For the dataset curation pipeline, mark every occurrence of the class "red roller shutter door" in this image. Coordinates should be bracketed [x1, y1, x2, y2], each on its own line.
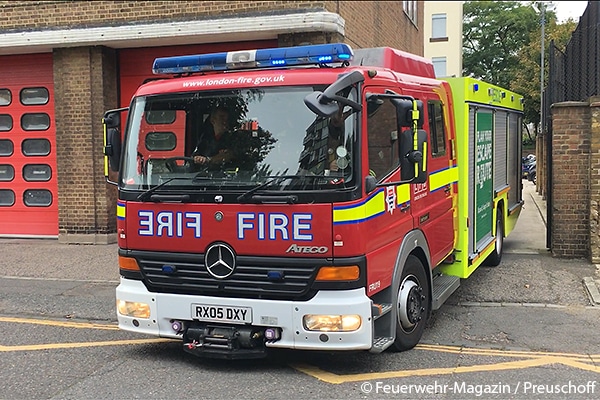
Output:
[0, 53, 58, 237]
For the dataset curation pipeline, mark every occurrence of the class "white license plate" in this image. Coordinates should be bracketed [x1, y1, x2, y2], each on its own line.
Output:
[191, 304, 252, 324]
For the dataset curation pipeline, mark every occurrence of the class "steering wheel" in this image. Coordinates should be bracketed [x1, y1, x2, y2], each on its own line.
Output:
[165, 157, 196, 173]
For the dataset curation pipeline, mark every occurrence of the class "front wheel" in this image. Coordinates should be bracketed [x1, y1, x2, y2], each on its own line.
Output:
[391, 255, 430, 351]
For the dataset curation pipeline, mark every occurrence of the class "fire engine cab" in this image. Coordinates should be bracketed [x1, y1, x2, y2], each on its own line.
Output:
[103, 43, 523, 359]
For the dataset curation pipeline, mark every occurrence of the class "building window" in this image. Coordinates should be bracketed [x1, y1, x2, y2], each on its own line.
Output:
[0, 114, 13, 131]
[23, 189, 53, 207]
[0, 165, 14, 181]
[21, 113, 50, 131]
[23, 164, 52, 182]
[431, 13, 447, 40]
[22, 138, 51, 156]
[403, 1, 418, 25]
[432, 57, 447, 78]
[20, 87, 49, 106]
[0, 139, 13, 156]
[0, 189, 15, 206]
[0, 89, 11, 106]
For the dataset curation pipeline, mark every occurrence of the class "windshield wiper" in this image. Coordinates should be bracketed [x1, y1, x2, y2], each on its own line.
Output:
[137, 178, 187, 201]
[236, 175, 324, 203]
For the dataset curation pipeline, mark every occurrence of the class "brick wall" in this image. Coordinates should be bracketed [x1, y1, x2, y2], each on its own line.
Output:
[0, 1, 328, 29]
[53, 46, 119, 243]
[549, 102, 591, 258]
[334, 1, 424, 55]
[588, 99, 600, 262]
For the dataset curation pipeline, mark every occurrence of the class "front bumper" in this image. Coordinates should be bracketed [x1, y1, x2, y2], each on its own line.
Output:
[116, 277, 373, 351]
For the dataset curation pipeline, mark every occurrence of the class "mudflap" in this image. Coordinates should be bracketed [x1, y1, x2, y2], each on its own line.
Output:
[182, 322, 270, 359]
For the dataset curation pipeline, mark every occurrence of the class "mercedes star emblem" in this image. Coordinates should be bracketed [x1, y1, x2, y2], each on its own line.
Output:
[204, 243, 236, 279]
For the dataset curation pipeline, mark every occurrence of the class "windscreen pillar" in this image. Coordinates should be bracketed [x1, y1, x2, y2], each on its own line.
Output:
[53, 46, 119, 244]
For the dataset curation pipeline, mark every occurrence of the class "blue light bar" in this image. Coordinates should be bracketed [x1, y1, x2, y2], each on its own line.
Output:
[152, 43, 354, 75]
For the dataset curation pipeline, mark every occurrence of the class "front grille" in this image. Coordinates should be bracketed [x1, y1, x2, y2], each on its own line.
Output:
[131, 250, 321, 301]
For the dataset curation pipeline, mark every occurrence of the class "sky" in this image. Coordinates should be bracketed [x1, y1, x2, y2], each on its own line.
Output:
[553, 1, 589, 22]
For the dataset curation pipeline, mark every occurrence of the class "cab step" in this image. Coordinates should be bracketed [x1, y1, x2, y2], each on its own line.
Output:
[432, 274, 460, 310]
[371, 303, 392, 320]
[371, 336, 395, 353]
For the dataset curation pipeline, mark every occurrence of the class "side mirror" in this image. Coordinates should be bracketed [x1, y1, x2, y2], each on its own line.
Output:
[391, 98, 424, 128]
[304, 70, 364, 117]
[399, 129, 427, 183]
[103, 110, 123, 173]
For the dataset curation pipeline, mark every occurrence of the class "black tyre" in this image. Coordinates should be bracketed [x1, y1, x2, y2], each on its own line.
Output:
[391, 255, 430, 351]
[530, 171, 537, 185]
[484, 208, 504, 267]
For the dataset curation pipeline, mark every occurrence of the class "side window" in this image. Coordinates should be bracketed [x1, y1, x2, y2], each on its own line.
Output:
[428, 100, 446, 158]
[367, 98, 399, 179]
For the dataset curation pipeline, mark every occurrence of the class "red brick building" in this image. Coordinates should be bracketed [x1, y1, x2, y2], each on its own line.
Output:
[0, 0, 423, 243]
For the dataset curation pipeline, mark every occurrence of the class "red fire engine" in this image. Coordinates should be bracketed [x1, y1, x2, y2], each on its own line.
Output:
[103, 43, 523, 359]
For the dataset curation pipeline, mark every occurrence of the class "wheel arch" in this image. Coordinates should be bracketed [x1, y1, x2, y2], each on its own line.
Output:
[391, 229, 433, 325]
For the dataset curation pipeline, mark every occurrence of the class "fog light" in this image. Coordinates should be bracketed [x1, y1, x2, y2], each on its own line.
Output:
[265, 327, 281, 341]
[303, 314, 361, 332]
[117, 299, 151, 318]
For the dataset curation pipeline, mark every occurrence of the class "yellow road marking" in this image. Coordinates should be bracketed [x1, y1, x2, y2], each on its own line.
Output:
[292, 357, 557, 384]
[291, 344, 600, 384]
[1, 316, 598, 381]
[0, 338, 174, 352]
[416, 343, 597, 362]
[0, 316, 117, 330]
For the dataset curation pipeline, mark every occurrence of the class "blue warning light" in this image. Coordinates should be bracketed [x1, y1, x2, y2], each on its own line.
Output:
[152, 43, 354, 75]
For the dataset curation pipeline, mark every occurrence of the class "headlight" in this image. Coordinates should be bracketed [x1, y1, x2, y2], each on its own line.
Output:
[303, 314, 362, 332]
[117, 299, 151, 318]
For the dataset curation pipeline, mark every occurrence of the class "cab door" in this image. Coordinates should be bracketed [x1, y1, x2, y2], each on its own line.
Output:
[407, 92, 455, 267]
[362, 86, 415, 294]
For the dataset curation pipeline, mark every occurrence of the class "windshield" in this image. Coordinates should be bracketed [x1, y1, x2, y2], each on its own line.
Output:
[120, 86, 357, 194]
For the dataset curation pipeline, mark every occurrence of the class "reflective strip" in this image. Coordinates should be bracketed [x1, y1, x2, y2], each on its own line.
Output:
[333, 184, 411, 225]
[117, 202, 126, 220]
[429, 165, 458, 191]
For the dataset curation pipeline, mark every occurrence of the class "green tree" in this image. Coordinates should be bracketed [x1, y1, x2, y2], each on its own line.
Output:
[463, 1, 541, 89]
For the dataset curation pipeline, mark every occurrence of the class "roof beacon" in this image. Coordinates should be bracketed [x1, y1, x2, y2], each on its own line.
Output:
[152, 43, 354, 75]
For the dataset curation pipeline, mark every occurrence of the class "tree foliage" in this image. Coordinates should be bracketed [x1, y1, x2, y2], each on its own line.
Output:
[463, 1, 578, 129]
[512, 16, 577, 129]
[463, 1, 540, 89]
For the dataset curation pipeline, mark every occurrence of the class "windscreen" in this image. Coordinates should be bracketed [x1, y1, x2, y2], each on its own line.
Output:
[120, 86, 357, 194]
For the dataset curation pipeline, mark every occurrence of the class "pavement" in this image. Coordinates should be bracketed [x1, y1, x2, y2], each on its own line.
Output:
[0, 179, 599, 308]
[447, 179, 600, 308]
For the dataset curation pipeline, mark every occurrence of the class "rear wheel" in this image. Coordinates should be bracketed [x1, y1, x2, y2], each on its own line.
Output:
[391, 255, 430, 351]
[484, 208, 504, 266]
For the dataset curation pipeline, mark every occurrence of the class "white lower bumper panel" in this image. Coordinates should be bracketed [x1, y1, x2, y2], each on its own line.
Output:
[116, 278, 373, 350]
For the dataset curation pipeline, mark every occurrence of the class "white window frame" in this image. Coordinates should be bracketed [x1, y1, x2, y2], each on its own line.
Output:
[432, 56, 447, 78]
[403, 1, 418, 25]
[432, 13, 447, 39]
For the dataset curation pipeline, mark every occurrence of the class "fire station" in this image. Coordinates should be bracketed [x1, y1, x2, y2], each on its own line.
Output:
[0, 1, 422, 243]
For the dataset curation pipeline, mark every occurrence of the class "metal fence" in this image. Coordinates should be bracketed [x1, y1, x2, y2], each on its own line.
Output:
[543, 1, 597, 249]
[545, 1, 599, 128]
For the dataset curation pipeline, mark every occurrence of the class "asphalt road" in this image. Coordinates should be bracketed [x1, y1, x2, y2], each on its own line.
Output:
[0, 179, 598, 399]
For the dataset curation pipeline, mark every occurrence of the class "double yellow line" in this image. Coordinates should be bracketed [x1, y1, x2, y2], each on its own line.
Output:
[0, 316, 172, 352]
